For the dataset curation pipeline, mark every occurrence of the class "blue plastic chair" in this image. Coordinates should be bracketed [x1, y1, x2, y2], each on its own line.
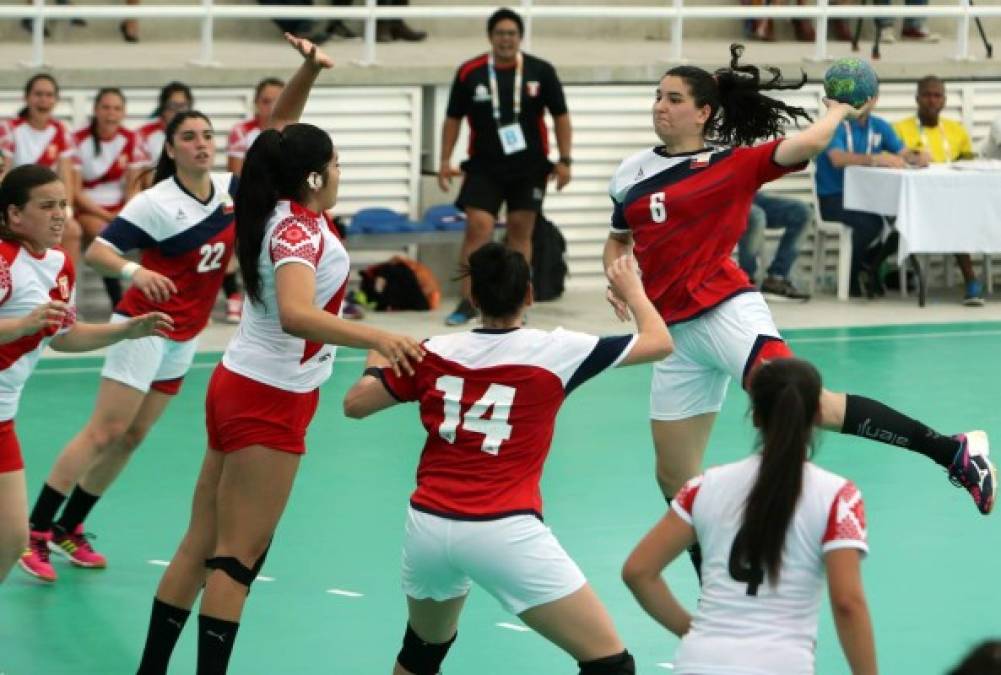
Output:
[349, 207, 418, 234]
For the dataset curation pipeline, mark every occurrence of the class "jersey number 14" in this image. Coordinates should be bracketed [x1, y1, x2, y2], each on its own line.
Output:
[435, 375, 515, 455]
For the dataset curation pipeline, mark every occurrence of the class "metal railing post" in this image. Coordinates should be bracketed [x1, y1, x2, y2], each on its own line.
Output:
[522, 0, 533, 52]
[955, 0, 972, 60]
[360, 0, 377, 66]
[670, 0, 683, 62]
[192, 0, 218, 66]
[30, 0, 46, 68]
[813, 0, 830, 61]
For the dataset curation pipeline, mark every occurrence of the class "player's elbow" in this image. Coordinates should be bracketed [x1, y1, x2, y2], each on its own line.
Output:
[830, 588, 869, 621]
[278, 305, 311, 339]
[621, 554, 656, 591]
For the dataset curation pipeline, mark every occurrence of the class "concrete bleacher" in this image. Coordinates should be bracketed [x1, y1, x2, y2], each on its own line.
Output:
[1, 1, 1000, 306]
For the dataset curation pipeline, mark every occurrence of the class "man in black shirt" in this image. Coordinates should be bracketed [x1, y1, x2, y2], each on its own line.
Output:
[438, 7, 572, 325]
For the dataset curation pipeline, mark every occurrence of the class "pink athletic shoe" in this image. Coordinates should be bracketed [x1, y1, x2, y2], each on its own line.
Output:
[51, 524, 107, 568]
[18, 530, 57, 582]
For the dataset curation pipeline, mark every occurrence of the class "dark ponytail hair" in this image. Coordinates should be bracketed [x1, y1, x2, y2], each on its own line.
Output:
[0, 164, 61, 240]
[665, 44, 812, 147]
[463, 242, 531, 319]
[733, 358, 821, 587]
[19, 73, 59, 119]
[235, 123, 334, 305]
[88, 87, 126, 158]
[153, 81, 194, 119]
[148, 110, 213, 185]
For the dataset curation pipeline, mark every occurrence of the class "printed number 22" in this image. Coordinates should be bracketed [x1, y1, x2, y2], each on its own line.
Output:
[649, 192, 667, 223]
[435, 375, 515, 455]
[197, 242, 226, 273]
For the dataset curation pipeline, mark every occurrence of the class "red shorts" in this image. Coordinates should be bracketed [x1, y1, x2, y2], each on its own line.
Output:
[205, 364, 319, 455]
[0, 419, 24, 474]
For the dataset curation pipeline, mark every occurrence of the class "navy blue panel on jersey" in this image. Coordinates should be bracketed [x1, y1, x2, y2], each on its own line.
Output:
[228, 173, 240, 198]
[566, 334, 634, 395]
[100, 217, 158, 253]
[158, 208, 235, 257]
[622, 148, 734, 210]
[611, 199, 628, 231]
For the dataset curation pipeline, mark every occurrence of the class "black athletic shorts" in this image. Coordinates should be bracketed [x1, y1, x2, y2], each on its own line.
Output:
[455, 170, 548, 217]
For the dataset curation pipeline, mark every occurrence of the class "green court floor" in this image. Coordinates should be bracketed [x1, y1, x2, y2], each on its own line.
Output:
[2, 322, 1000, 674]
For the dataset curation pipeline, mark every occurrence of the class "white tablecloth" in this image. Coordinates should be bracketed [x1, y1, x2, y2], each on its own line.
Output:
[843, 164, 1001, 261]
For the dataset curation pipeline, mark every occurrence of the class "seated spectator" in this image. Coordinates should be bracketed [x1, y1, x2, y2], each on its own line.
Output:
[874, 0, 940, 43]
[738, 192, 812, 301]
[137, 81, 192, 187]
[981, 114, 1001, 160]
[741, 1, 814, 43]
[894, 75, 983, 306]
[121, 0, 140, 43]
[72, 87, 146, 308]
[948, 640, 1001, 675]
[813, 98, 927, 298]
[377, 0, 427, 42]
[0, 74, 82, 270]
[257, 0, 330, 44]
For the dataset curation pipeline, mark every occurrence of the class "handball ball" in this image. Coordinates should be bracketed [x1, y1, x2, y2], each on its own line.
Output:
[823, 57, 879, 108]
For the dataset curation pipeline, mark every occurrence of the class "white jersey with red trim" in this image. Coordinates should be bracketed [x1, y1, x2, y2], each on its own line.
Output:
[379, 328, 636, 519]
[671, 455, 868, 675]
[0, 240, 76, 420]
[72, 126, 148, 209]
[226, 118, 262, 160]
[222, 200, 349, 393]
[136, 119, 165, 168]
[0, 117, 76, 169]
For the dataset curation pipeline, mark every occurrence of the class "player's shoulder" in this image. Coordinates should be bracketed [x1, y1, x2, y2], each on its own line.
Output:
[610, 147, 661, 198]
[803, 462, 857, 506]
[72, 126, 91, 143]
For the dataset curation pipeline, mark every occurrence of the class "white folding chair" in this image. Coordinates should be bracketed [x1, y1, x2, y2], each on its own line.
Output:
[809, 174, 853, 301]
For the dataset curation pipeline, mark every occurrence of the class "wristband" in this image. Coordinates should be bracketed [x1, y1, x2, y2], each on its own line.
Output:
[557, 157, 572, 167]
[120, 261, 141, 280]
[363, 366, 383, 378]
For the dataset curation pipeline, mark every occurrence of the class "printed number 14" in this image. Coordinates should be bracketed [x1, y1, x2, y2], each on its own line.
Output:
[436, 375, 515, 455]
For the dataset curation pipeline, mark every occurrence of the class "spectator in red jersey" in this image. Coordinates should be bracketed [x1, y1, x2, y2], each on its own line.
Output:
[602, 44, 995, 581]
[135, 35, 422, 675]
[0, 74, 83, 271]
[0, 164, 169, 584]
[73, 87, 148, 308]
[343, 244, 672, 675]
[19, 110, 238, 585]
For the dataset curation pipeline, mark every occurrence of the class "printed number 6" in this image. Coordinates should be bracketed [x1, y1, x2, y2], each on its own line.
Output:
[649, 192, 666, 223]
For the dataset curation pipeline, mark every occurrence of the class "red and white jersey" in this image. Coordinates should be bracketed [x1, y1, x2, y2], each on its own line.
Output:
[72, 126, 148, 209]
[0, 117, 76, 169]
[223, 200, 349, 393]
[380, 328, 636, 520]
[0, 240, 76, 420]
[226, 118, 263, 160]
[136, 119, 166, 168]
[671, 455, 868, 675]
[609, 139, 803, 325]
[96, 172, 237, 341]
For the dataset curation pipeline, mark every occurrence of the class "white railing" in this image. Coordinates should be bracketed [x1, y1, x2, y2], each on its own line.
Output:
[3, 1, 1000, 69]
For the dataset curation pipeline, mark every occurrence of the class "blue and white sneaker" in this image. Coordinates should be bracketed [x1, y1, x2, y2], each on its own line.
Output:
[445, 298, 478, 327]
[949, 431, 996, 515]
[963, 280, 985, 307]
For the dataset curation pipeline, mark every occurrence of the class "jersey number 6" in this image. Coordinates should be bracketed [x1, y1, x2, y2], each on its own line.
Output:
[649, 192, 667, 223]
[435, 375, 515, 455]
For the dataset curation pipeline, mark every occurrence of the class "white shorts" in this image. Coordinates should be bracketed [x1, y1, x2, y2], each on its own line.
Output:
[650, 292, 790, 421]
[101, 314, 198, 395]
[401, 507, 587, 616]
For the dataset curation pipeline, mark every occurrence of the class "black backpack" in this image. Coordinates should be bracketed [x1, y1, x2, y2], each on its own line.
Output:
[531, 213, 568, 302]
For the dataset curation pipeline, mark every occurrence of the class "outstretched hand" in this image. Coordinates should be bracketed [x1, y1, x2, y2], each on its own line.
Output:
[284, 32, 335, 69]
[124, 312, 174, 339]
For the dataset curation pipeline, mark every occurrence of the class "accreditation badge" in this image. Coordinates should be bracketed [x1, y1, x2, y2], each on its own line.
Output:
[498, 123, 527, 155]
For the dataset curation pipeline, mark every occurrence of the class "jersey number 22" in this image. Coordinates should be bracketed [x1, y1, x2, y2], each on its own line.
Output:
[435, 375, 515, 455]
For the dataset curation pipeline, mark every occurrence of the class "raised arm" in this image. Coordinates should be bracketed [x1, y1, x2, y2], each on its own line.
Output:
[605, 254, 672, 366]
[826, 549, 878, 675]
[774, 99, 872, 168]
[268, 34, 335, 132]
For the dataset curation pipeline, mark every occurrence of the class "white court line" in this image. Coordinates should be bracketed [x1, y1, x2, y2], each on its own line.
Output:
[656, 663, 675, 670]
[326, 588, 365, 598]
[787, 329, 1001, 344]
[35, 355, 366, 376]
[495, 622, 532, 632]
[146, 559, 274, 582]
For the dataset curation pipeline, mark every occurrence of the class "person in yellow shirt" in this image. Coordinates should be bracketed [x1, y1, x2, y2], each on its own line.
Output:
[894, 76, 983, 306]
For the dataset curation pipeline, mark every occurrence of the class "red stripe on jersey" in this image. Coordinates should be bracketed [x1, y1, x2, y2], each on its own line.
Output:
[537, 113, 549, 157]
[822, 481, 867, 544]
[406, 351, 568, 519]
[301, 277, 346, 365]
[674, 475, 703, 517]
[458, 54, 489, 83]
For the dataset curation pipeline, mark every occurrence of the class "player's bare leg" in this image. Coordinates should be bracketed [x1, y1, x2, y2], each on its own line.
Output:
[504, 209, 536, 264]
[392, 595, 467, 675]
[0, 470, 28, 582]
[651, 413, 716, 499]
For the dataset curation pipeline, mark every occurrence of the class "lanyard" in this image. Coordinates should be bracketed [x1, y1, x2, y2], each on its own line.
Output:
[487, 52, 522, 123]
[919, 124, 952, 162]
[843, 121, 874, 155]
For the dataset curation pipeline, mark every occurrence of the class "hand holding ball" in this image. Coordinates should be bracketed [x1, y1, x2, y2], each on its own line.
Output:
[824, 57, 879, 109]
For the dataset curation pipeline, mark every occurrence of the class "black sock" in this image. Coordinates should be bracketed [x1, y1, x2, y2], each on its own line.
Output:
[55, 485, 100, 534]
[103, 277, 123, 307]
[29, 483, 67, 532]
[842, 394, 960, 468]
[665, 494, 703, 582]
[137, 597, 192, 675]
[196, 614, 240, 675]
[222, 273, 240, 298]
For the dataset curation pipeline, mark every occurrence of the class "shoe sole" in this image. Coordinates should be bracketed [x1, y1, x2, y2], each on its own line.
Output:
[48, 542, 107, 568]
[17, 558, 56, 582]
[963, 299, 985, 307]
[965, 430, 996, 515]
[761, 292, 809, 303]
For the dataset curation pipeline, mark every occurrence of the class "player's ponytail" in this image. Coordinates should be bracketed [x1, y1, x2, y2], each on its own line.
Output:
[666, 44, 812, 147]
[0, 164, 61, 241]
[464, 242, 531, 319]
[235, 123, 334, 306]
[734, 358, 821, 587]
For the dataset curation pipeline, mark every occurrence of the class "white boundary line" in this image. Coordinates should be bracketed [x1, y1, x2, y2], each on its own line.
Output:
[326, 588, 365, 598]
[495, 622, 532, 632]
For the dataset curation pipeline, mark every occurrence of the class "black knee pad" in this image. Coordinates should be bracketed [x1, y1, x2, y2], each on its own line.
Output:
[579, 650, 636, 675]
[396, 624, 456, 675]
[205, 556, 256, 588]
